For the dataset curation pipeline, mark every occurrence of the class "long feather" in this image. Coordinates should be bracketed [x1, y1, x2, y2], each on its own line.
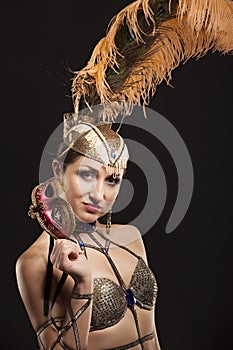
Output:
[71, 0, 233, 119]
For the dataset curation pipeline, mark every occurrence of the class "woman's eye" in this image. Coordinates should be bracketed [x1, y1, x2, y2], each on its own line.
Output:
[78, 170, 95, 181]
[106, 176, 121, 186]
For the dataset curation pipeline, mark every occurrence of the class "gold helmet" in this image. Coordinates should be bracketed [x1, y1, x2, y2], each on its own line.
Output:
[61, 112, 129, 177]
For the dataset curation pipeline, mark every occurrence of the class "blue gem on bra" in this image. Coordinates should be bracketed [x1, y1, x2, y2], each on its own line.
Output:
[125, 288, 136, 306]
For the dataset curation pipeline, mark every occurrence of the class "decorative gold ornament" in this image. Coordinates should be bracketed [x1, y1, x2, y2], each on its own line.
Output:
[61, 113, 129, 177]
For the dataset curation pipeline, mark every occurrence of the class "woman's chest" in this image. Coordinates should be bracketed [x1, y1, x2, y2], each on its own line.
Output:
[52, 246, 157, 329]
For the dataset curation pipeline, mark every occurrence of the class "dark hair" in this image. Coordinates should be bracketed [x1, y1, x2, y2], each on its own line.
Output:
[56, 142, 82, 172]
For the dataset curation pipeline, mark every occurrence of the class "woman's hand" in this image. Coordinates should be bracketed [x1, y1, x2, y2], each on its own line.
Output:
[50, 239, 92, 282]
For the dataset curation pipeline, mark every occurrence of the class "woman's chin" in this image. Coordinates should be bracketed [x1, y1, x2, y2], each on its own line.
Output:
[74, 211, 102, 223]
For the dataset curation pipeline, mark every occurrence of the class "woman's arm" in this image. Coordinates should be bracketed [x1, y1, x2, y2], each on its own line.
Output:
[56, 275, 93, 349]
[49, 239, 93, 349]
[16, 239, 93, 350]
[153, 325, 161, 350]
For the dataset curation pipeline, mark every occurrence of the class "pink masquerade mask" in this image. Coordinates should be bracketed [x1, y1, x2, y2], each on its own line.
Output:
[28, 177, 76, 240]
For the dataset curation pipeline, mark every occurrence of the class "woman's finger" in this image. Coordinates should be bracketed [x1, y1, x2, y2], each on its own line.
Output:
[50, 239, 85, 270]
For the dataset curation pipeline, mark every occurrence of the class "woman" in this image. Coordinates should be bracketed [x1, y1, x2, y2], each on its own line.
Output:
[16, 119, 160, 349]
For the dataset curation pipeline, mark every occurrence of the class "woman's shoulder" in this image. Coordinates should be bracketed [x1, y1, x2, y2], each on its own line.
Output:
[16, 231, 49, 277]
[15, 232, 51, 331]
[106, 224, 147, 258]
[115, 224, 148, 261]
[111, 224, 142, 239]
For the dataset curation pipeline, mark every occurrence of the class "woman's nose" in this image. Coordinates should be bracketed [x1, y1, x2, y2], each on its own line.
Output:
[89, 180, 104, 204]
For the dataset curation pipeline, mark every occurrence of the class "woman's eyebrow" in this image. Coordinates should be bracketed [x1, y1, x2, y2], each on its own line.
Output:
[79, 165, 98, 172]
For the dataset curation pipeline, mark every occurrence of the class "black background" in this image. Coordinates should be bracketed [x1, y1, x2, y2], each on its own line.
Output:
[2, 1, 233, 349]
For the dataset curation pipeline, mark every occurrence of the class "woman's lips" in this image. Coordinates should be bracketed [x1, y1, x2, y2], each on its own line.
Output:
[83, 203, 101, 213]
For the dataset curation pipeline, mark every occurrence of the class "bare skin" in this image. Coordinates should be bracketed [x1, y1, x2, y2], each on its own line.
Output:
[16, 156, 161, 349]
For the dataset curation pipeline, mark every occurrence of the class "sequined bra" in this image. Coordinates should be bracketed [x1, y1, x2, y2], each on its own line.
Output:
[91, 255, 157, 331]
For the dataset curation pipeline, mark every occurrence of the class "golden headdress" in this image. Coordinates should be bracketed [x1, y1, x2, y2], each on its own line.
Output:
[61, 112, 128, 177]
[71, 0, 233, 119]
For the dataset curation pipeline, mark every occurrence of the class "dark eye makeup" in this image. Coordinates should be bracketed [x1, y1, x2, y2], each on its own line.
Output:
[106, 175, 121, 186]
[78, 170, 96, 180]
[77, 169, 121, 186]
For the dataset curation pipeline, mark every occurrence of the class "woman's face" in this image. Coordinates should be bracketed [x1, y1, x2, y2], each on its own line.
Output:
[61, 156, 124, 222]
